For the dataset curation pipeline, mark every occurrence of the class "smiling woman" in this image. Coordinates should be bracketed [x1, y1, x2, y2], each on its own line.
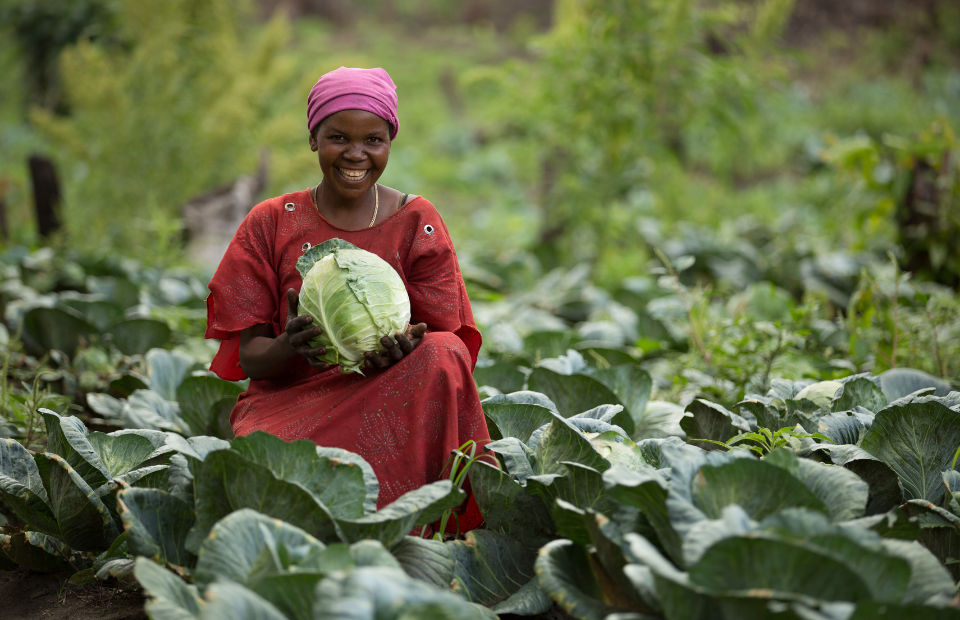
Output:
[204, 67, 491, 529]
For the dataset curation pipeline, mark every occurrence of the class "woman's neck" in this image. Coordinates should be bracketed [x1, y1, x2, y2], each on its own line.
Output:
[313, 180, 378, 230]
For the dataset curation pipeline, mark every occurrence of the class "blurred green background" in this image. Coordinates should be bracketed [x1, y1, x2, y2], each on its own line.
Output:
[0, 0, 956, 272]
[1, 0, 959, 389]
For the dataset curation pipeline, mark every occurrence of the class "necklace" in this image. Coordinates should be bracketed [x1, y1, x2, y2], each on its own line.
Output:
[313, 179, 379, 228]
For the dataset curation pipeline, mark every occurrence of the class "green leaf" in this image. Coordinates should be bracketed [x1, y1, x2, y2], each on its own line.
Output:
[765, 449, 868, 521]
[689, 537, 873, 602]
[109, 372, 150, 398]
[592, 365, 653, 437]
[0, 531, 70, 572]
[95, 557, 136, 581]
[849, 602, 960, 619]
[590, 432, 648, 473]
[313, 446, 379, 515]
[186, 449, 341, 553]
[146, 348, 195, 401]
[391, 536, 455, 589]
[526, 462, 612, 514]
[467, 460, 554, 549]
[603, 465, 683, 567]
[881, 539, 956, 606]
[43, 452, 119, 552]
[860, 400, 960, 503]
[534, 416, 610, 475]
[528, 367, 628, 427]
[878, 368, 954, 401]
[295, 238, 360, 277]
[447, 529, 537, 605]
[193, 509, 326, 589]
[482, 391, 559, 415]
[176, 376, 243, 437]
[686, 457, 828, 523]
[86, 431, 157, 477]
[135, 557, 204, 620]
[58, 296, 124, 331]
[208, 398, 237, 440]
[816, 411, 869, 446]
[535, 539, 624, 620]
[473, 363, 525, 394]
[634, 436, 702, 470]
[491, 578, 554, 616]
[202, 580, 289, 620]
[523, 331, 583, 360]
[757, 509, 911, 603]
[231, 432, 368, 520]
[250, 573, 325, 620]
[314, 566, 496, 620]
[481, 402, 554, 444]
[118, 487, 196, 567]
[681, 400, 752, 450]
[41, 410, 111, 488]
[337, 481, 464, 547]
[805, 444, 902, 516]
[0, 438, 59, 537]
[832, 377, 888, 413]
[485, 438, 536, 482]
[576, 346, 640, 369]
[106, 319, 172, 356]
[22, 306, 97, 356]
[622, 534, 715, 620]
[123, 390, 190, 434]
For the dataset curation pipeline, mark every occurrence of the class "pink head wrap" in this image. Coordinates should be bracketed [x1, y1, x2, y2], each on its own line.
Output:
[307, 67, 399, 140]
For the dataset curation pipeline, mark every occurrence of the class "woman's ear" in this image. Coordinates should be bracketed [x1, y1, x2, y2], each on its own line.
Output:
[308, 129, 318, 152]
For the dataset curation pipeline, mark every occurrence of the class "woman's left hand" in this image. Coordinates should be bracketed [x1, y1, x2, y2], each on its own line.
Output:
[364, 323, 428, 370]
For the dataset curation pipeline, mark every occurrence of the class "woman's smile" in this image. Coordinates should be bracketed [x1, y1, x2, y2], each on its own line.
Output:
[336, 167, 370, 182]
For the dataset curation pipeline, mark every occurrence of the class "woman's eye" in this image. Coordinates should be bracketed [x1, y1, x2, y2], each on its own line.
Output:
[368, 137, 381, 144]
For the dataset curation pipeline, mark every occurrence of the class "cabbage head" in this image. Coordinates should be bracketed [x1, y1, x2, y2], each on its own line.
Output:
[296, 239, 411, 374]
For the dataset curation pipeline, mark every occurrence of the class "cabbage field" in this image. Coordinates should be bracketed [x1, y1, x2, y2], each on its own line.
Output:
[0, 236, 958, 620]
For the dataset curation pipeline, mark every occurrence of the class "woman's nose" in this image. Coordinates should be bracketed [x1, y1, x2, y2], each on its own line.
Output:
[343, 142, 366, 160]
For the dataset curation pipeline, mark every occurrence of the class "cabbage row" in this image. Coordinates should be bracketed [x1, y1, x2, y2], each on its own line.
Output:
[3, 355, 960, 619]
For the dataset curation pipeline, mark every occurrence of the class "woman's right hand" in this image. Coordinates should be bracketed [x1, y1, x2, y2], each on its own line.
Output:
[285, 288, 334, 370]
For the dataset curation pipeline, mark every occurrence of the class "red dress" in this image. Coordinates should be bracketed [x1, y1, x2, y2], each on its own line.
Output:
[205, 190, 491, 523]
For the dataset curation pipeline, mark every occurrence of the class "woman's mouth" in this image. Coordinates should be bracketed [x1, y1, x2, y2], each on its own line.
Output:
[336, 167, 369, 182]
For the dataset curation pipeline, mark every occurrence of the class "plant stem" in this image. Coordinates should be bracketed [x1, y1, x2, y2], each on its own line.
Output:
[760, 327, 784, 393]
[654, 247, 711, 367]
[924, 302, 945, 379]
[888, 252, 900, 369]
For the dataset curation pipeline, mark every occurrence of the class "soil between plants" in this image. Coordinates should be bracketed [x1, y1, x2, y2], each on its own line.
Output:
[0, 568, 146, 620]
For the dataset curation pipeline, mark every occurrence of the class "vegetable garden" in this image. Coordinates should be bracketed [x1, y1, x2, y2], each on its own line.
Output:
[0, 233, 958, 620]
[2, 1, 960, 618]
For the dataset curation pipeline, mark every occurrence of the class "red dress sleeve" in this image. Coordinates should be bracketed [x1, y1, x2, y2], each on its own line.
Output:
[205, 202, 281, 380]
[403, 208, 482, 370]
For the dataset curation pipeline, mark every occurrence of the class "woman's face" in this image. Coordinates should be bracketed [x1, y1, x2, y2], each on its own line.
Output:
[309, 109, 391, 201]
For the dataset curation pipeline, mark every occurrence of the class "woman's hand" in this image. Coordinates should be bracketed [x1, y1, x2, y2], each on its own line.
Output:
[363, 323, 428, 370]
[285, 288, 335, 371]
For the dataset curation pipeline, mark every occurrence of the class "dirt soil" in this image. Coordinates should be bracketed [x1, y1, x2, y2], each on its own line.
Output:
[0, 568, 147, 620]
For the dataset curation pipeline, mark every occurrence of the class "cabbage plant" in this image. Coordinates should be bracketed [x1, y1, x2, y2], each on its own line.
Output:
[296, 239, 410, 374]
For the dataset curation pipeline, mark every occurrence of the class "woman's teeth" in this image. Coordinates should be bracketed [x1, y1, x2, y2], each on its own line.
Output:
[337, 168, 369, 181]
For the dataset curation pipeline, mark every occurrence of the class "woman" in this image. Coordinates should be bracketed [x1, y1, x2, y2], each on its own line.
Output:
[205, 67, 490, 528]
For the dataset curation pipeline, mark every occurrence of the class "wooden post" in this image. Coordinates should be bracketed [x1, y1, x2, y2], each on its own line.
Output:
[0, 178, 9, 242]
[28, 155, 61, 239]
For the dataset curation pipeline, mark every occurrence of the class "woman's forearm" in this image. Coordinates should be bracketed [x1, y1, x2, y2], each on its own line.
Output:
[239, 326, 300, 381]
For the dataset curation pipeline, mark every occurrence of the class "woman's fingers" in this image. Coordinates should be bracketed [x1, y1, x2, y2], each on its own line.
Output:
[286, 289, 299, 320]
[289, 323, 322, 345]
[365, 350, 390, 369]
[308, 359, 333, 371]
[411, 322, 428, 338]
[395, 332, 415, 355]
[381, 335, 404, 362]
